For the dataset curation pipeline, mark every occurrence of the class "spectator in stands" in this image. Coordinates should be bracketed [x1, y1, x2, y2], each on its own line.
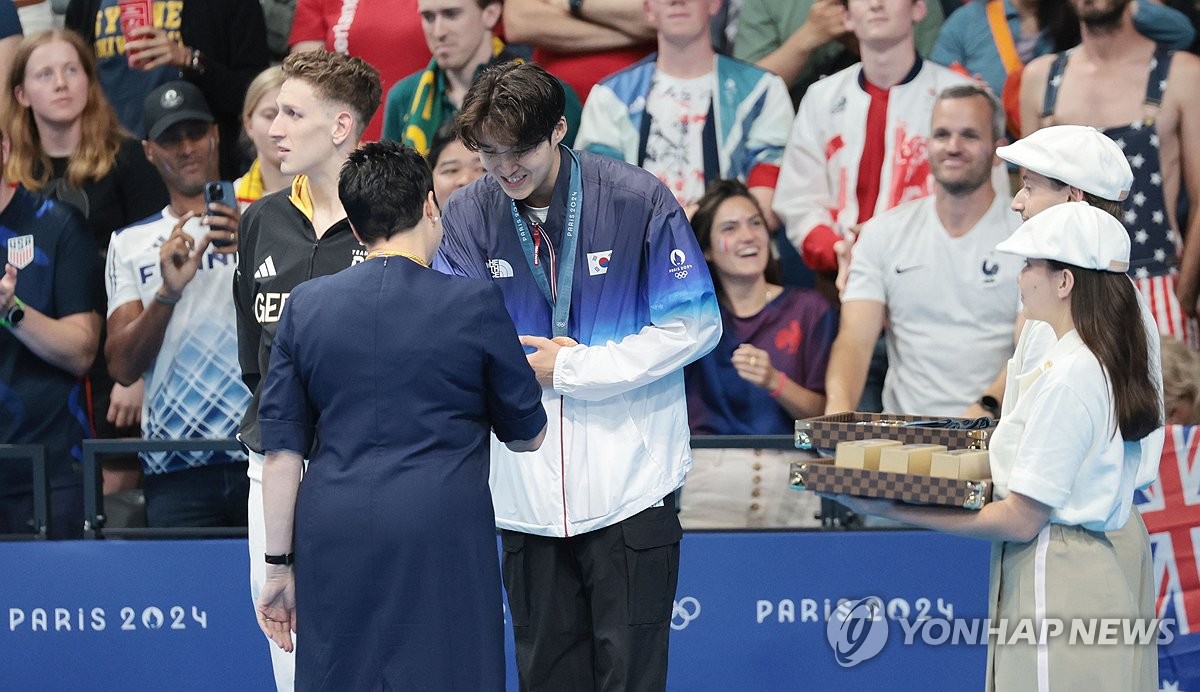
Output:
[382, 0, 581, 153]
[4, 29, 167, 255]
[65, 0, 270, 179]
[4, 28, 169, 497]
[235, 66, 291, 207]
[824, 84, 1022, 416]
[502, 0, 656, 100]
[234, 50, 382, 692]
[686, 179, 834, 433]
[1162, 336, 1200, 425]
[930, 0, 1193, 136]
[104, 81, 250, 528]
[680, 179, 833, 529]
[774, 0, 997, 278]
[428, 125, 485, 207]
[1021, 0, 1200, 351]
[574, 0, 792, 225]
[289, 0, 430, 141]
[734, 0, 945, 107]
[0, 133, 101, 539]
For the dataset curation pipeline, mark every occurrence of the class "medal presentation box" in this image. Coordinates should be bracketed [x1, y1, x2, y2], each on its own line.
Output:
[790, 413, 995, 510]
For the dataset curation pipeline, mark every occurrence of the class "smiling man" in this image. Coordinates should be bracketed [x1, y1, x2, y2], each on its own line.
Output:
[232, 50, 381, 692]
[824, 84, 1023, 417]
[438, 61, 720, 691]
[105, 80, 250, 529]
[381, 0, 581, 154]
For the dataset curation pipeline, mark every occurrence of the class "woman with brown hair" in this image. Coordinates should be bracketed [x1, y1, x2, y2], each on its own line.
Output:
[681, 179, 836, 528]
[3, 28, 167, 474]
[833, 202, 1161, 690]
[4, 28, 166, 249]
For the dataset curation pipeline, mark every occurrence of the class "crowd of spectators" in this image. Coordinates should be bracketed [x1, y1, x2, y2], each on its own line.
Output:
[3, 0, 1200, 537]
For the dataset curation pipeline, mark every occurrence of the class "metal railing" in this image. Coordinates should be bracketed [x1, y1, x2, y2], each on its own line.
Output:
[82, 438, 246, 540]
[0, 444, 50, 539]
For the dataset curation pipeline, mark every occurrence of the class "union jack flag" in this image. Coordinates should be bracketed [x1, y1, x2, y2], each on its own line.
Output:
[1136, 425, 1200, 690]
[1139, 425, 1200, 635]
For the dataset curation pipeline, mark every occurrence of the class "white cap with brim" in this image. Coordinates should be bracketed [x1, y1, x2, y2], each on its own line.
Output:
[995, 201, 1131, 273]
[995, 125, 1133, 201]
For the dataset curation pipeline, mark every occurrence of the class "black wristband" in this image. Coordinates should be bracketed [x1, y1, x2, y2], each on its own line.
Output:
[568, 0, 584, 18]
[978, 395, 1001, 419]
[264, 552, 294, 565]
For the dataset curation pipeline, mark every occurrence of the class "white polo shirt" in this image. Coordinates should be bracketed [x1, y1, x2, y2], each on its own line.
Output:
[1014, 288, 1164, 490]
[842, 192, 1023, 415]
[991, 330, 1140, 531]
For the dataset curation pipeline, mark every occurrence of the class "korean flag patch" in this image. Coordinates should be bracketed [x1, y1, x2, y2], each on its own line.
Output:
[587, 250, 612, 276]
[7, 235, 34, 269]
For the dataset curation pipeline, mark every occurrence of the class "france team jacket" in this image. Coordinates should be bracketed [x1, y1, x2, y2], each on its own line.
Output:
[437, 149, 722, 537]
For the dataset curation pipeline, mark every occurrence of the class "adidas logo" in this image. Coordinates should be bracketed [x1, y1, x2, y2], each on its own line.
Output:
[254, 256, 277, 279]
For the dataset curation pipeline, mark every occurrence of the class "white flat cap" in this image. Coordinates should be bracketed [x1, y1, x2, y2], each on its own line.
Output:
[995, 201, 1131, 272]
[996, 125, 1133, 201]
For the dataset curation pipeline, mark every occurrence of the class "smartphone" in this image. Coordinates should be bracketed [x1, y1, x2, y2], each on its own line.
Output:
[204, 181, 237, 247]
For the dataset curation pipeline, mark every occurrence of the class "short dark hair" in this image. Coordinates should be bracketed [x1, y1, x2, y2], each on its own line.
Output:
[427, 123, 459, 170]
[455, 61, 564, 152]
[338, 141, 432, 244]
[936, 84, 1004, 142]
[282, 51, 382, 138]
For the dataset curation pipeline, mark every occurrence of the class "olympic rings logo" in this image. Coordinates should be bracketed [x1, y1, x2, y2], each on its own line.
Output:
[671, 596, 701, 630]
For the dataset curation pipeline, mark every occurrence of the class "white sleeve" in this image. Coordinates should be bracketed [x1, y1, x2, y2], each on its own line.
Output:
[775, 90, 839, 251]
[839, 217, 887, 305]
[104, 234, 141, 317]
[573, 85, 636, 165]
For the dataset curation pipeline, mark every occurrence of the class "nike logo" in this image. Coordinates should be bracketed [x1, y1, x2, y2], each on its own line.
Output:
[894, 264, 923, 274]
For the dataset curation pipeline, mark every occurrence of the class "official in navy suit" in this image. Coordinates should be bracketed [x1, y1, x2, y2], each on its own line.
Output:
[254, 141, 547, 691]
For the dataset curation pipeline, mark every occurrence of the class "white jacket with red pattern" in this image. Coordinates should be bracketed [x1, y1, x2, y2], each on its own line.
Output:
[774, 59, 1003, 273]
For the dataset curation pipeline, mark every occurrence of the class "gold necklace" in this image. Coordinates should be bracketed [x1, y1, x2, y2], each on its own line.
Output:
[365, 249, 429, 267]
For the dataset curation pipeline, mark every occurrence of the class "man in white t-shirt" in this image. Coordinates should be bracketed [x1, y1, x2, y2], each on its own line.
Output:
[104, 81, 251, 528]
[573, 0, 792, 223]
[825, 84, 1022, 416]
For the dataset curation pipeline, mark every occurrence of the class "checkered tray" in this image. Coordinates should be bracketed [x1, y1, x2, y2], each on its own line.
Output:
[789, 458, 992, 510]
[795, 412, 994, 451]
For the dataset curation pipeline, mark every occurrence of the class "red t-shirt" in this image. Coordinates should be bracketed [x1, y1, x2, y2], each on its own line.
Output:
[533, 45, 652, 102]
[289, 0, 432, 141]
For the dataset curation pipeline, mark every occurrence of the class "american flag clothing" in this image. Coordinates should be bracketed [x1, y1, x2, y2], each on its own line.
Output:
[1043, 46, 1198, 347]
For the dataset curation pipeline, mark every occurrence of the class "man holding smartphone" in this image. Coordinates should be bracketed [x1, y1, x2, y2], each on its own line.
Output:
[104, 80, 251, 528]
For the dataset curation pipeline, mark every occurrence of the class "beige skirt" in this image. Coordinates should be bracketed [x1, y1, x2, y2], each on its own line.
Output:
[678, 448, 822, 529]
[985, 507, 1156, 691]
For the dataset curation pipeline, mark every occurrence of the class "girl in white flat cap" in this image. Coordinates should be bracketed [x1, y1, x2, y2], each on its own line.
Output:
[832, 201, 1162, 691]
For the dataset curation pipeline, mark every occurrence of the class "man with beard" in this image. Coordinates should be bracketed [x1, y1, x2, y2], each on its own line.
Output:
[1019, 0, 1200, 348]
[104, 81, 250, 527]
[824, 84, 1023, 416]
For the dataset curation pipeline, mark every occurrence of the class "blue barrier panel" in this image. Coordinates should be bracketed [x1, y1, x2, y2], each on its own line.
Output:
[0, 532, 990, 690]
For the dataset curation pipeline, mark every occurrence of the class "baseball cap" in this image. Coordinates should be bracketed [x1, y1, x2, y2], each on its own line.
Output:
[142, 81, 213, 142]
[995, 202, 1130, 272]
[995, 125, 1133, 201]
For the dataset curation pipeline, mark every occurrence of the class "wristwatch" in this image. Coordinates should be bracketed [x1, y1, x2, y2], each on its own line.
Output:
[568, 0, 584, 18]
[1, 296, 25, 329]
[978, 395, 1001, 419]
[264, 552, 294, 566]
[187, 48, 206, 76]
